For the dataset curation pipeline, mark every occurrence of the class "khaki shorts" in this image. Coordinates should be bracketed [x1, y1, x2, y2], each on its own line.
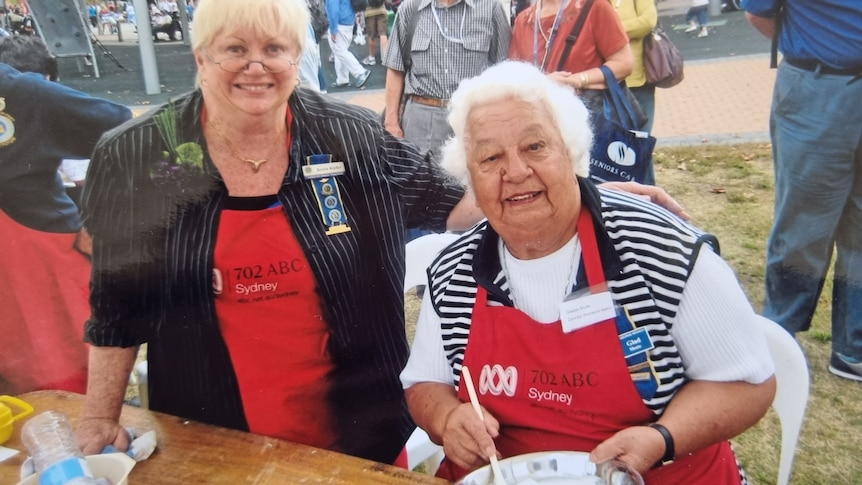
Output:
[365, 13, 388, 39]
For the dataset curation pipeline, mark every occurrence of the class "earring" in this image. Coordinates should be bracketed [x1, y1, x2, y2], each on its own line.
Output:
[200, 78, 208, 86]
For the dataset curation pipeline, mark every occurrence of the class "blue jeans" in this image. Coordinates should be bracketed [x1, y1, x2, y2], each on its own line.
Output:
[685, 5, 708, 27]
[630, 84, 656, 185]
[763, 61, 862, 359]
[317, 65, 327, 91]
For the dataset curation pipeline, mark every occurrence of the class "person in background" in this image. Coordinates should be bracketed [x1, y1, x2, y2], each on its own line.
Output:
[327, 0, 372, 87]
[508, 0, 634, 118]
[125, 2, 137, 32]
[88, 3, 98, 28]
[383, 0, 510, 242]
[742, 0, 862, 382]
[0, 35, 131, 394]
[511, 0, 530, 25]
[684, 0, 709, 38]
[402, 60, 776, 483]
[615, 0, 657, 183]
[361, 0, 388, 66]
[299, 22, 325, 91]
[73, 0, 480, 466]
[382, 0, 510, 161]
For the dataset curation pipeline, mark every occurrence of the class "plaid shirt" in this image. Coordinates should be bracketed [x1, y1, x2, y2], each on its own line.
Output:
[383, 0, 511, 100]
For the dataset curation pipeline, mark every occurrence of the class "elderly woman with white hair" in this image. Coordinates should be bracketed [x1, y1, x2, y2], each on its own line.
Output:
[400, 61, 776, 483]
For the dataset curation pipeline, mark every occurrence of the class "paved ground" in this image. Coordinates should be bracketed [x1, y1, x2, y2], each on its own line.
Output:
[58, 4, 775, 146]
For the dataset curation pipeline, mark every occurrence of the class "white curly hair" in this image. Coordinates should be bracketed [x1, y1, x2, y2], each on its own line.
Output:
[440, 61, 593, 194]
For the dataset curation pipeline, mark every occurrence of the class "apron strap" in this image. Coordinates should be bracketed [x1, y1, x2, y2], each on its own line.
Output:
[577, 209, 607, 292]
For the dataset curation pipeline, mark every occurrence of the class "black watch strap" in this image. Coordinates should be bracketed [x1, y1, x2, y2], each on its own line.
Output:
[648, 422, 675, 467]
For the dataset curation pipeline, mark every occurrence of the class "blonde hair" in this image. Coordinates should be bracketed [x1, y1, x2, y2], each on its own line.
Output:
[192, 0, 309, 53]
[441, 61, 593, 193]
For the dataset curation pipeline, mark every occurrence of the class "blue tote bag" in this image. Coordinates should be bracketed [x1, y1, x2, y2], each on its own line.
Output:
[588, 66, 656, 184]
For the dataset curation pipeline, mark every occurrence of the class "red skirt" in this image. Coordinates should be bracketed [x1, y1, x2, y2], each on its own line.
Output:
[0, 209, 90, 394]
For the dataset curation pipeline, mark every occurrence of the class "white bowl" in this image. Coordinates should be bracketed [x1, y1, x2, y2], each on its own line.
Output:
[456, 451, 643, 485]
[17, 453, 136, 485]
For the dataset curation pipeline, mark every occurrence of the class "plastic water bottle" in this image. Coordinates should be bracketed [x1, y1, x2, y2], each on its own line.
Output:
[20, 411, 98, 485]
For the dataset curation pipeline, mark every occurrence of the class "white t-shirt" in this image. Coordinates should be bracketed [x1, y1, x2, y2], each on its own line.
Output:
[401, 239, 775, 388]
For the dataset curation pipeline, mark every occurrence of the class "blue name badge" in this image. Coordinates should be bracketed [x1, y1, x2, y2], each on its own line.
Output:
[619, 327, 654, 358]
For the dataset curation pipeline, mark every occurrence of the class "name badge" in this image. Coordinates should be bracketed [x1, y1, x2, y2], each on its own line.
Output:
[306, 154, 351, 236]
[302, 161, 345, 179]
[560, 291, 616, 333]
[619, 327, 654, 358]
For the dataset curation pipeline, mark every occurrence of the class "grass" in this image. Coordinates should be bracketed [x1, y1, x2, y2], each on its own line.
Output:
[653, 143, 862, 485]
[405, 142, 862, 484]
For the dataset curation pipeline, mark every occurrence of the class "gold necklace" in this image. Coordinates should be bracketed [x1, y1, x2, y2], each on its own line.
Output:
[207, 121, 285, 174]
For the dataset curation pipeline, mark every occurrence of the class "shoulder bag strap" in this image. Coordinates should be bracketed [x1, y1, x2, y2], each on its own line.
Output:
[555, 0, 596, 72]
[599, 65, 641, 130]
[400, 0, 420, 71]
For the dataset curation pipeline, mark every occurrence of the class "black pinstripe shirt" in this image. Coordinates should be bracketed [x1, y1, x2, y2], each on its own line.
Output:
[81, 88, 465, 463]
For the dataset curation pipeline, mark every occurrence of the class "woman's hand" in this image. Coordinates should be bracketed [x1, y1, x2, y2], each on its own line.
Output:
[440, 402, 501, 471]
[546, 71, 575, 89]
[600, 181, 692, 221]
[589, 425, 665, 476]
[74, 227, 93, 257]
[75, 417, 131, 455]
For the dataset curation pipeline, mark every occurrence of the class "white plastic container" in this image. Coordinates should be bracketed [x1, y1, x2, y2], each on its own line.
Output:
[20, 411, 98, 485]
[17, 454, 136, 485]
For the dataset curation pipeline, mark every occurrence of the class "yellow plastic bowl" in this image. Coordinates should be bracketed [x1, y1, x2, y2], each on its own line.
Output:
[17, 453, 136, 485]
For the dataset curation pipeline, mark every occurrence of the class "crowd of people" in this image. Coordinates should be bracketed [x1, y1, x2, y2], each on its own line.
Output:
[2, 0, 859, 483]
[86, 1, 196, 37]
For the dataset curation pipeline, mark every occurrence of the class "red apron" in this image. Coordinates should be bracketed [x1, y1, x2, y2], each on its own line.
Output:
[0, 209, 89, 394]
[438, 211, 740, 484]
[214, 205, 336, 450]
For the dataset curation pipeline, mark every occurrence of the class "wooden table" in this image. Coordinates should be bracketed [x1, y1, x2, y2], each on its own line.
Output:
[0, 391, 447, 484]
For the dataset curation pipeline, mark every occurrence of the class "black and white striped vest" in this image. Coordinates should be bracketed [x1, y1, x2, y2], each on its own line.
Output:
[427, 181, 719, 416]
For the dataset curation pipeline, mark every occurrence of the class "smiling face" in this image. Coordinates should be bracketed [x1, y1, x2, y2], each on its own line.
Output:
[466, 98, 581, 259]
[195, 29, 300, 118]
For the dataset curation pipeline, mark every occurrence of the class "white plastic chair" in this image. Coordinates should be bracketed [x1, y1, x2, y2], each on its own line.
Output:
[403, 233, 459, 474]
[404, 233, 461, 293]
[134, 360, 149, 409]
[754, 314, 810, 485]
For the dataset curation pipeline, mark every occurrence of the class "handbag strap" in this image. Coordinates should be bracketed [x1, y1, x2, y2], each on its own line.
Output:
[599, 65, 641, 130]
[555, 0, 596, 72]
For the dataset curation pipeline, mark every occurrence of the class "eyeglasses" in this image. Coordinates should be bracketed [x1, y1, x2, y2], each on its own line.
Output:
[202, 48, 299, 74]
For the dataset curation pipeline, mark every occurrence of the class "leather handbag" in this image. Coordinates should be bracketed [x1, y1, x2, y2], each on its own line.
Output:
[643, 26, 684, 88]
[588, 66, 656, 184]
